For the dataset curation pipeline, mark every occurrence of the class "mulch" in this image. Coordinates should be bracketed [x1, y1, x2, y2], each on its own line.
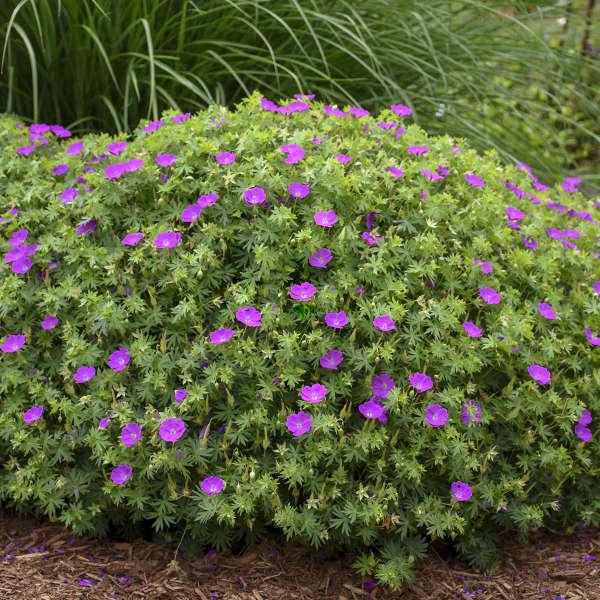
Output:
[0, 512, 599, 599]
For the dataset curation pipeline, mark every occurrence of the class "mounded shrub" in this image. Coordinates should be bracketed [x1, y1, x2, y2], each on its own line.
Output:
[0, 93, 598, 589]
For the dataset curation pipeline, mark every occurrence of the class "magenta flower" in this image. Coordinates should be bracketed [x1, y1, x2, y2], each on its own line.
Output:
[121, 232, 144, 246]
[41, 315, 59, 330]
[408, 145, 429, 155]
[579, 409, 592, 426]
[451, 481, 473, 502]
[156, 153, 177, 167]
[107, 141, 127, 155]
[425, 403, 448, 427]
[1, 334, 26, 353]
[76, 219, 97, 235]
[584, 327, 600, 346]
[324, 311, 348, 329]
[320, 349, 343, 369]
[461, 401, 482, 424]
[172, 113, 191, 124]
[288, 182, 310, 199]
[359, 398, 384, 419]
[280, 144, 305, 164]
[473, 259, 492, 274]
[528, 364, 551, 385]
[181, 204, 203, 223]
[300, 383, 328, 404]
[174, 388, 188, 403]
[8, 229, 28, 247]
[215, 152, 236, 165]
[372, 374, 395, 398]
[286, 411, 312, 436]
[373, 315, 396, 331]
[323, 105, 348, 117]
[349, 106, 369, 117]
[464, 173, 485, 188]
[16, 145, 35, 156]
[420, 168, 442, 182]
[73, 365, 96, 383]
[290, 282, 316, 302]
[12, 256, 32, 274]
[314, 210, 338, 227]
[390, 104, 412, 117]
[236, 306, 262, 327]
[409, 372, 433, 393]
[463, 321, 482, 338]
[108, 348, 131, 372]
[209, 328, 235, 345]
[197, 193, 219, 207]
[385, 166, 404, 179]
[538, 303, 557, 320]
[154, 231, 181, 249]
[111, 464, 133, 485]
[505, 207, 525, 221]
[23, 405, 44, 424]
[201, 475, 225, 495]
[334, 154, 353, 165]
[52, 164, 68, 176]
[121, 422, 142, 447]
[309, 247, 332, 268]
[479, 287, 501, 305]
[575, 423, 592, 443]
[243, 187, 266, 205]
[66, 141, 83, 156]
[145, 119, 164, 133]
[159, 417, 186, 443]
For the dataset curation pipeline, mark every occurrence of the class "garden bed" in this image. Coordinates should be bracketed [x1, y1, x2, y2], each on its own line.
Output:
[1, 512, 598, 599]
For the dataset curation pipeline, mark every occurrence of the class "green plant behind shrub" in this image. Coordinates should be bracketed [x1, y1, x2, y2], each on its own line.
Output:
[0, 93, 598, 589]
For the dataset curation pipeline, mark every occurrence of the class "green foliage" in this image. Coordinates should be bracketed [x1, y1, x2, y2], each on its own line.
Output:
[0, 0, 599, 188]
[0, 94, 599, 590]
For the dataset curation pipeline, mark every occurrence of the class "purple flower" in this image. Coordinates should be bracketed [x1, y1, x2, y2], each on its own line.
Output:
[16, 145, 36, 156]
[286, 411, 312, 436]
[73, 365, 96, 383]
[12, 256, 32, 274]
[390, 104, 413, 117]
[461, 400, 482, 424]
[78, 579, 94, 587]
[75, 219, 97, 235]
[506, 206, 525, 221]
[320, 349, 343, 370]
[372, 374, 395, 398]
[451, 481, 473, 502]
[121, 232, 143, 246]
[8, 229, 28, 247]
[159, 417, 186, 443]
[407, 145, 428, 156]
[385, 166, 404, 179]
[575, 423, 592, 443]
[362, 231, 381, 246]
[473, 259, 492, 274]
[174, 388, 188, 403]
[373, 315, 396, 331]
[154, 231, 181, 249]
[1, 334, 26, 353]
[334, 154, 352, 164]
[324, 311, 348, 329]
[197, 193, 219, 207]
[538, 303, 557, 320]
[201, 476, 225, 495]
[593, 281, 600, 295]
[579, 409, 592, 426]
[300, 383, 328, 404]
[309, 247, 332, 268]
[314, 210, 338, 227]
[409, 372, 433, 393]
[41, 315, 59, 330]
[156, 153, 177, 167]
[528, 364, 551, 385]
[181, 204, 203, 223]
[280, 144, 305, 164]
[172, 113, 191, 124]
[107, 141, 127, 155]
[99, 416, 110, 429]
[323, 105, 348, 117]
[236, 306, 262, 327]
[479, 287, 501, 305]
[359, 398, 384, 419]
[290, 282, 316, 302]
[23, 405, 44, 424]
[145, 119, 164, 132]
[349, 106, 369, 117]
[52, 164, 68, 176]
[425, 403, 448, 427]
[584, 327, 600, 346]
[243, 187, 266, 205]
[463, 321, 482, 338]
[66, 141, 83, 156]
[464, 173, 485, 188]
[521, 236, 538, 250]
[108, 348, 131, 372]
[288, 182, 310, 199]
[215, 151, 237, 166]
[420, 168, 442, 182]
[209, 328, 235, 345]
[121, 422, 142, 447]
[111, 464, 132, 485]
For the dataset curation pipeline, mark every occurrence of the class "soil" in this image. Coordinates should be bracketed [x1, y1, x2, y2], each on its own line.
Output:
[0, 512, 599, 599]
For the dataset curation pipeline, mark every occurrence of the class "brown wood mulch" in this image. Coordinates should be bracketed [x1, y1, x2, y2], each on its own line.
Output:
[0, 512, 599, 599]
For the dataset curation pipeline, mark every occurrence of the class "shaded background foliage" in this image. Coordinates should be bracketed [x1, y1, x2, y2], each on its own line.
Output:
[1, 0, 599, 190]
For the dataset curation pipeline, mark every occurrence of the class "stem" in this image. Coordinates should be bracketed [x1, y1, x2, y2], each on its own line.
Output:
[580, 0, 597, 58]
